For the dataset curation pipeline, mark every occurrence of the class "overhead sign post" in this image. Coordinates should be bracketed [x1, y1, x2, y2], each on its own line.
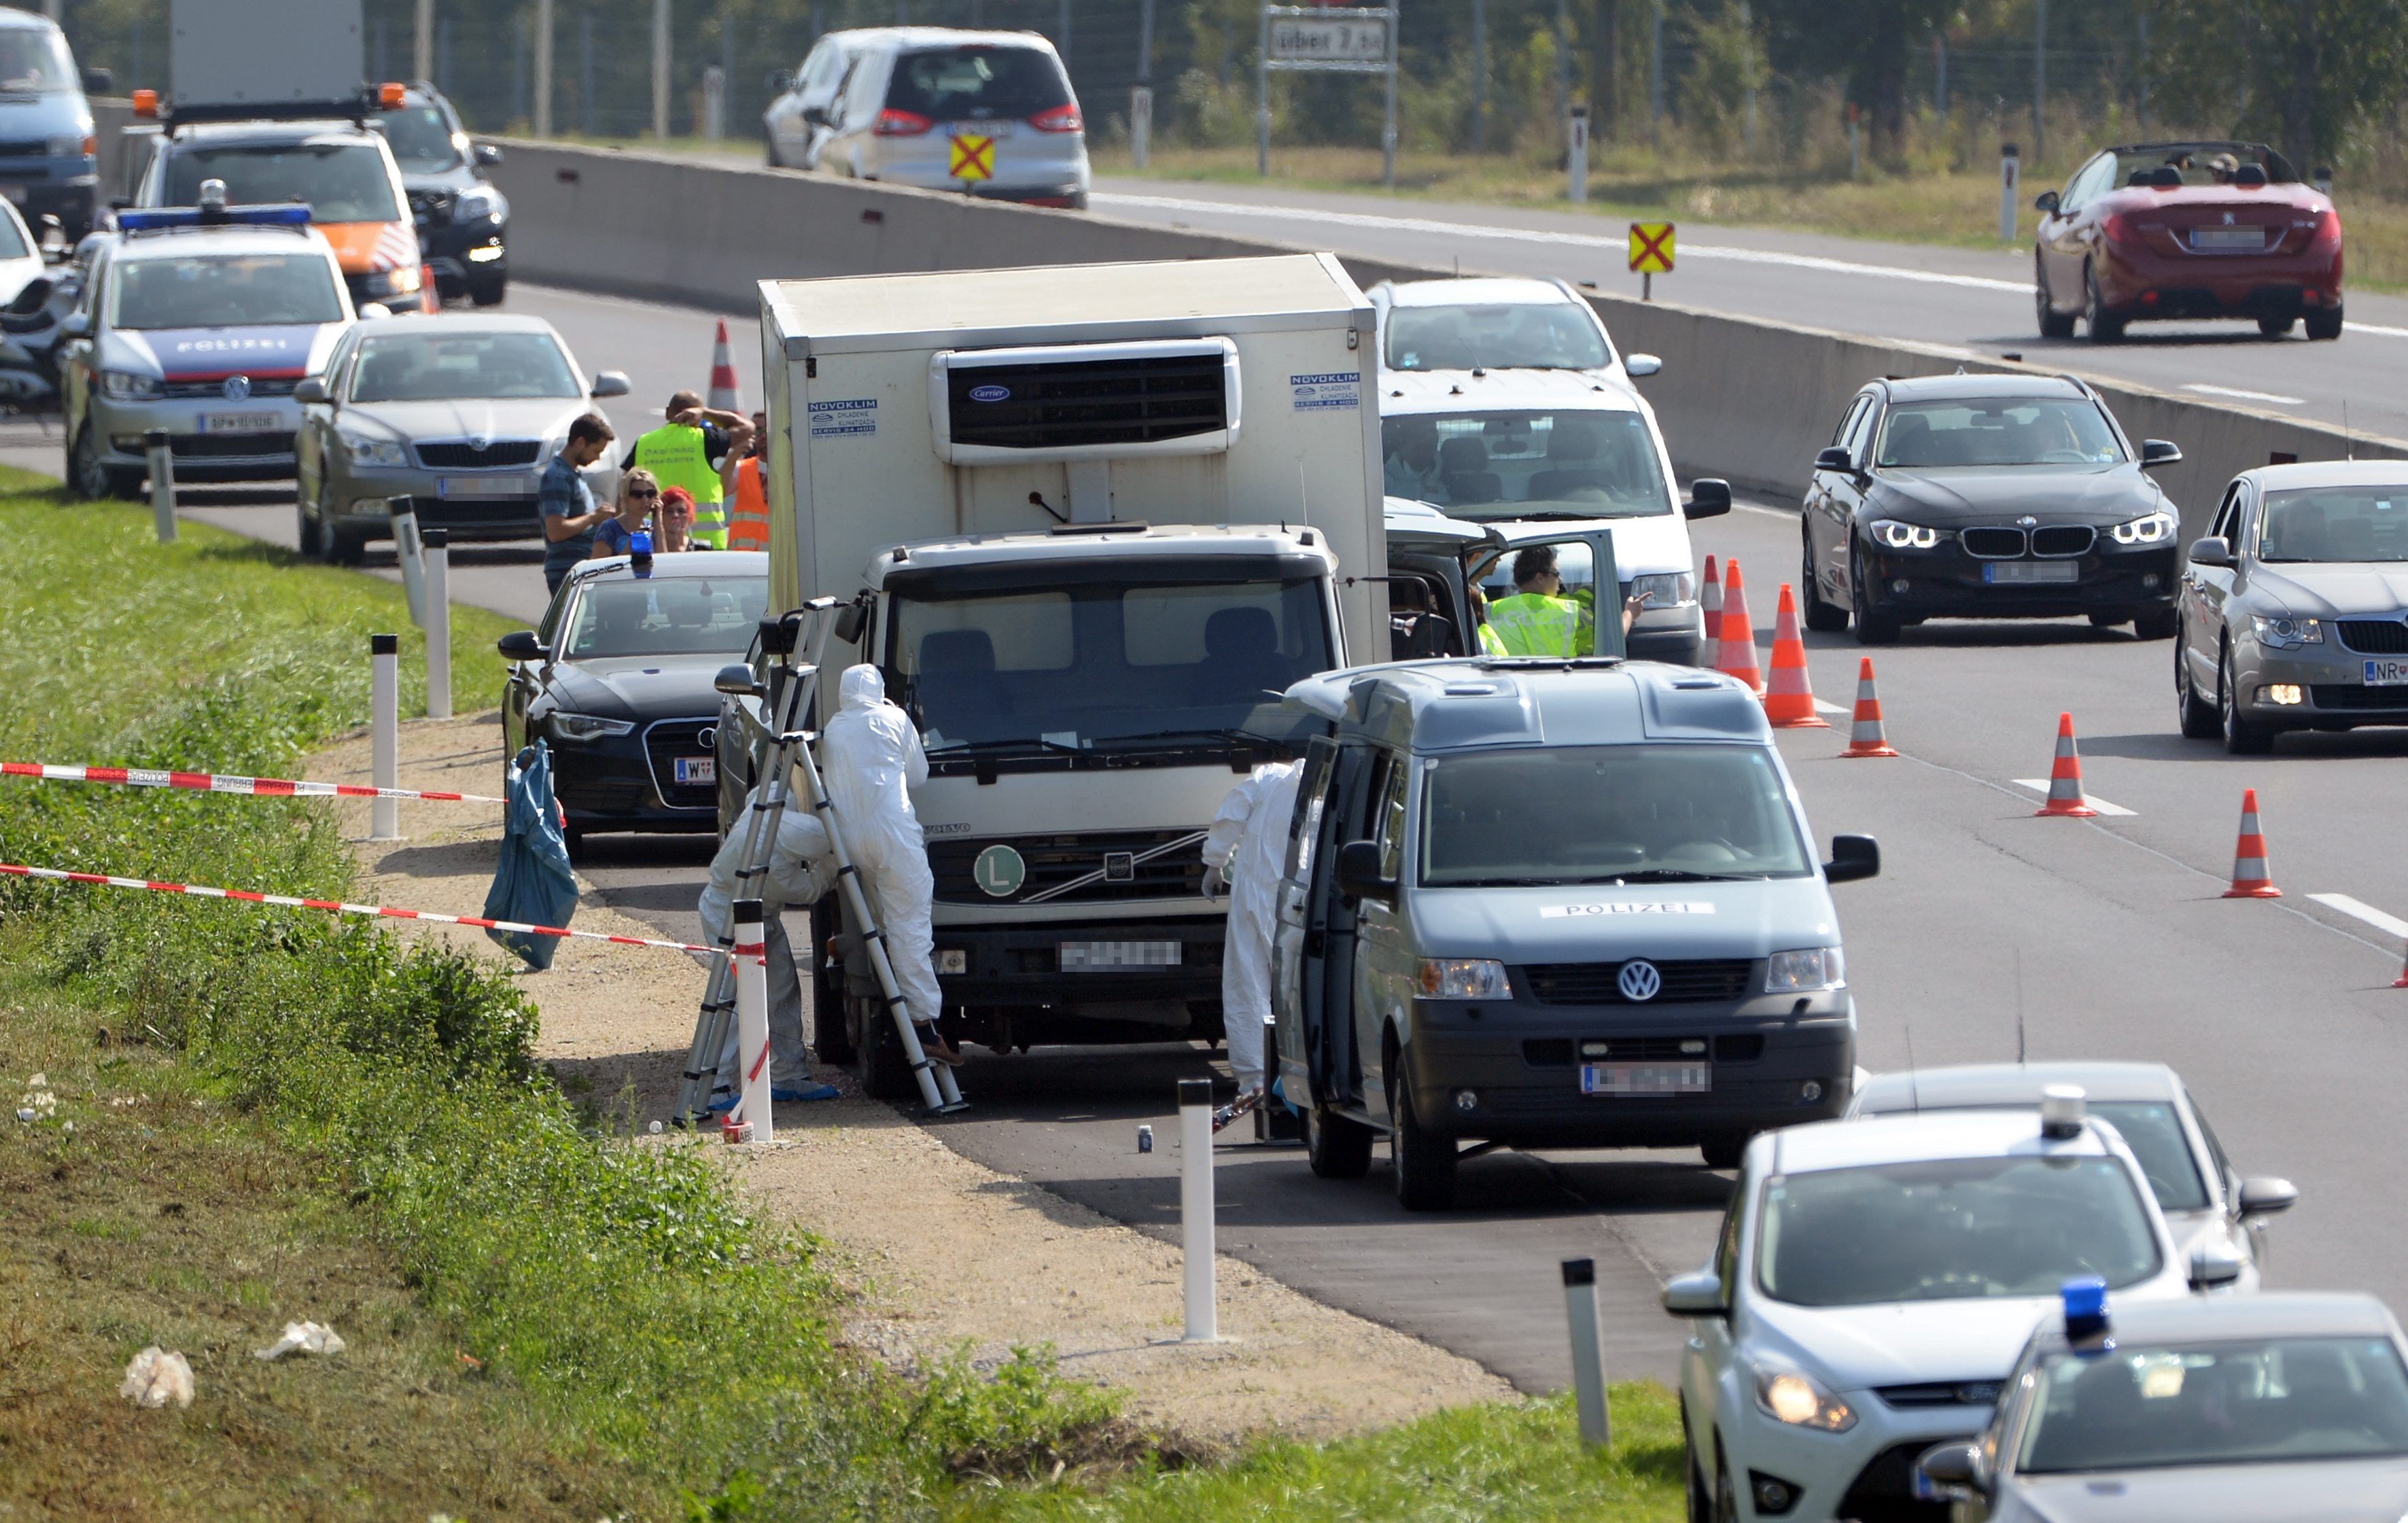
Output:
[1258, 3, 1399, 188]
[1628, 220, 1675, 301]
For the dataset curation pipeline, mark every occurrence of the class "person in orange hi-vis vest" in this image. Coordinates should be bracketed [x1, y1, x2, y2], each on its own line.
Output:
[720, 409, 773, 551]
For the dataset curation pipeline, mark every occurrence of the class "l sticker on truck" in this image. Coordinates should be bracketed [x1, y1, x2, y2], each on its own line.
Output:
[1539, 901, 1717, 918]
[1289, 372, 1361, 410]
[807, 398, 877, 438]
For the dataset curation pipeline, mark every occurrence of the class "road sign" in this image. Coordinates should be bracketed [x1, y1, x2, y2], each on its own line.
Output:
[1268, 12, 1390, 67]
[1259, 4, 1401, 187]
[950, 133, 995, 181]
[1628, 221, 1675, 274]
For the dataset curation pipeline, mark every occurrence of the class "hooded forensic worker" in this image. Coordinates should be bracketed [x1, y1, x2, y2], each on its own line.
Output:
[819, 665, 962, 1066]
[697, 784, 841, 1109]
[1201, 758, 1304, 1096]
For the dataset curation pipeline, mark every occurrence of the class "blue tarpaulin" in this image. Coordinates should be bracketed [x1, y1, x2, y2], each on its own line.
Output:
[485, 741, 579, 970]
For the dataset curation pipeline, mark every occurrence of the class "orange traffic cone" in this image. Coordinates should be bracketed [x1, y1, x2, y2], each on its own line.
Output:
[2391, 943, 2408, 989]
[707, 319, 741, 412]
[2034, 713, 2097, 817]
[1700, 555, 1722, 644]
[2222, 788, 2282, 898]
[418, 262, 440, 315]
[1764, 586, 1830, 727]
[1715, 560, 1762, 692]
[1840, 659, 1898, 756]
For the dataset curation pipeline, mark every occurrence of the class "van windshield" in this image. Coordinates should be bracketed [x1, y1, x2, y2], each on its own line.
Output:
[1421, 743, 1811, 886]
[888, 574, 1335, 761]
[1383, 410, 1671, 518]
[1384, 304, 1610, 372]
[0, 27, 77, 93]
[164, 141, 402, 224]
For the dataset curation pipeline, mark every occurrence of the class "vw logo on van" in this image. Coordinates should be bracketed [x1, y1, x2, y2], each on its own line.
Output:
[1616, 959, 1663, 1002]
[221, 374, 251, 402]
[967, 384, 1011, 403]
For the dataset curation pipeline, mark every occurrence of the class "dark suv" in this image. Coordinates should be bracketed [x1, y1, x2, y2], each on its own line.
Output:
[374, 84, 507, 306]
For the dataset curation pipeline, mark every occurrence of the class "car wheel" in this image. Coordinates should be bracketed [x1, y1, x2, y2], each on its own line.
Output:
[2258, 313, 2297, 338]
[2085, 262, 2125, 343]
[1850, 538, 1900, 646]
[468, 272, 507, 308]
[2305, 305, 2344, 340]
[852, 992, 917, 1101]
[1713, 1445, 1742, 1523]
[1800, 534, 1849, 633]
[2177, 629, 2219, 739]
[1389, 1058, 1457, 1212]
[763, 121, 783, 167]
[295, 496, 324, 557]
[2131, 606, 2179, 641]
[1682, 1405, 1713, 1523]
[71, 423, 139, 500]
[1700, 1134, 1748, 1170]
[2036, 260, 2076, 338]
[562, 827, 587, 863]
[2221, 646, 2275, 754]
[2089, 611, 2129, 629]
[1306, 1102, 1374, 1179]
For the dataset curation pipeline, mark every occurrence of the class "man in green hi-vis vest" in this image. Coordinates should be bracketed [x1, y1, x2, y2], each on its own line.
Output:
[623, 389, 753, 549]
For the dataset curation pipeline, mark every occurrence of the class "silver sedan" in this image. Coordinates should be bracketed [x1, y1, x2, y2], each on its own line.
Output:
[293, 313, 627, 564]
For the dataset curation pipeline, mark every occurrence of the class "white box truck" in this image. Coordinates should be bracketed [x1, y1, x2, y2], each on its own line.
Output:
[746, 253, 1386, 1092]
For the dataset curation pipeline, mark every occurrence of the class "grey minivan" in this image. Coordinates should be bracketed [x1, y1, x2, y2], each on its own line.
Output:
[1271, 658, 1879, 1210]
[814, 28, 1089, 208]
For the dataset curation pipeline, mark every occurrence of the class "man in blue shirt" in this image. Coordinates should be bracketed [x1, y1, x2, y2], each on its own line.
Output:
[541, 413, 617, 595]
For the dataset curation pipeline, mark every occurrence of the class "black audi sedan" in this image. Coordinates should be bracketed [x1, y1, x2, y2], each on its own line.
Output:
[498, 552, 770, 859]
[1799, 373, 2187, 644]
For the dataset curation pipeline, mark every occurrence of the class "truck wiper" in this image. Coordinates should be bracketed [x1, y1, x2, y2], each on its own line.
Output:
[1610, 869, 1759, 883]
[926, 737, 1084, 757]
[1086, 727, 1257, 749]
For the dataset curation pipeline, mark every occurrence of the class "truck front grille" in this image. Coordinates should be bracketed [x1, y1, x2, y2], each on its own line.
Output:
[944, 352, 1227, 451]
[929, 828, 1205, 905]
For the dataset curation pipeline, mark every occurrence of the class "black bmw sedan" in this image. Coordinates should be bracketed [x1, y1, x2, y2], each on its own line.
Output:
[498, 552, 771, 859]
[1799, 373, 2187, 644]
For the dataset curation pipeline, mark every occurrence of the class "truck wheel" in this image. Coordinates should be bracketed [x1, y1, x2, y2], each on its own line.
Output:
[852, 994, 916, 1100]
[809, 900, 856, 1064]
[1305, 1103, 1373, 1179]
[1700, 1135, 1749, 1170]
[1389, 1060, 1458, 1212]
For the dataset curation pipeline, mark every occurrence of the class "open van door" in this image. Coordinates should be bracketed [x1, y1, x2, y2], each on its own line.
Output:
[1469, 523, 1626, 658]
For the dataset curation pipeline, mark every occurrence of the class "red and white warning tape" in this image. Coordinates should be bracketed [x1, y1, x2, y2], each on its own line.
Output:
[1, 760, 506, 805]
[0, 860, 719, 957]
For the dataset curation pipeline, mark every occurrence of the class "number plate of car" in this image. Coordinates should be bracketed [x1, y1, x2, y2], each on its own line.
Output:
[674, 755, 715, 785]
[2367, 659, 2408, 686]
[949, 120, 1013, 139]
[1058, 941, 1181, 970]
[438, 475, 531, 499]
[2193, 226, 2265, 252]
[1983, 561, 2080, 584]
[1581, 1062, 1711, 1096]
[198, 412, 281, 433]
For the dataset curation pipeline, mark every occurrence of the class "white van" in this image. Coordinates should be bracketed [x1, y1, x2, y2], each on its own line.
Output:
[812, 28, 1089, 209]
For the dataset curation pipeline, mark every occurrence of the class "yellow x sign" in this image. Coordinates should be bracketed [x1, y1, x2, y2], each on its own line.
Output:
[1628, 221, 1676, 274]
[950, 134, 995, 181]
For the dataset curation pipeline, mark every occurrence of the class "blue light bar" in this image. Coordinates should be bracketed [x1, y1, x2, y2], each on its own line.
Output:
[2061, 1276, 2110, 1343]
[118, 204, 314, 232]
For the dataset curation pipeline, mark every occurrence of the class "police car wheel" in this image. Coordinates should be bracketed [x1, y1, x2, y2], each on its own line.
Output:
[71, 424, 138, 501]
[1305, 1104, 1373, 1179]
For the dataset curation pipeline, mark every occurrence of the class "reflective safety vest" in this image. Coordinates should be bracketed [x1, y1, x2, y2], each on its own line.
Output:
[630, 423, 727, 548]
[727, 456, 771, 550]
[1486, 591, 1589, 657]
[1477, 618, 1507, 657]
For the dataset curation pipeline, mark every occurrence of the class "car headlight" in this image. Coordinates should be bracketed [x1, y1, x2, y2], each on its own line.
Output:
[363, 266, 422, 298]
[1868, 519, 1943, 550]
[1766, 947, 1845, 994]
[2111, 509, 2178, 546]
[453, 184, 507, 222]
[340, 432, 408, 468]
[45, 132, 84, 158]
[1629, 572, 1697, 608]
[2251, 614, 2324, 650]
[99, 369, 160, 400]
[548, 712, 635, 741]
[1751, 1362, 1857, 1432]
[1417, 958, 1512, 1000]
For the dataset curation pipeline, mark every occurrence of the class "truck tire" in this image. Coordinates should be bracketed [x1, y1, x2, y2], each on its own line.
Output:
[1389, 1060, 1458, 1212]
[852, 993, 916, 1100]
[809, 899, 856, 1065]
[1305, 1103, 1373, 1179]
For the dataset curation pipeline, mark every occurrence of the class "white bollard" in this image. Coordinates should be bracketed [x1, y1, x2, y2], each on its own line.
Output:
[390, 503, 427, 625]
[370, 633, 400, 841]
[421, 527, 451, 721]
[1999, 142, 2021, 243]
[1562, 1257, 1611, 1447]
[1567, 104, 1588, 204]
[730, 897, 771, 1144]
[143, 429, 175, 543]
[1178, 1076, 1217, 1342]
[1130, 84, 1153, 170]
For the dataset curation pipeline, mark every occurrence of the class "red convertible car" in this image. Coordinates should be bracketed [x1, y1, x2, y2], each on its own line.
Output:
[2034, 140, 2342, 343]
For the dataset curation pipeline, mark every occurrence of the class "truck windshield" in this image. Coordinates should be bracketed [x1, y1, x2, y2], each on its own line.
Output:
[164, 142, 402, 224]
[109, 253, 344, 329]
[1421, 743, 1810, 886]
[1382, 410, 1671, 518]
[890, 576, 1334, 758]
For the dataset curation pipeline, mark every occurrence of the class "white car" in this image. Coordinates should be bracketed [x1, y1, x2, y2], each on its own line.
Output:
[812, 28, 1089, 209]
[761, 28, 873, 169]
[1666, 1097, 2244, 1523]
[1368, 275, 1656, 395]
[1849, 1062, 2299, 1293]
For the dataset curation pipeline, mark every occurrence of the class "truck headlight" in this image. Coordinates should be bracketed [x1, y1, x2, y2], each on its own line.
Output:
[1766, 947, 1844, 994]
[341, 432, 408, 468]
[1628, 572, 1696, 608]
[2111, 509, 2178, 545]
[1417, 958, 1512, 1000]
[549, 712, 634, 741]
[1752, 1363, 1857, 1432]
[99, 369, 160, 400]
[1868, 519, 1942, 550]
[2250, 614, 2324, 650]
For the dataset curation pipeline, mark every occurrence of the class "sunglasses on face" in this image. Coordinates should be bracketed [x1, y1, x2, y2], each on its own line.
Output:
[627, 487, 659, 500]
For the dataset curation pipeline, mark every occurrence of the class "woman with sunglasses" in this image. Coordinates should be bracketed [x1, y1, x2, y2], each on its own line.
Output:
[590, 468, 661, 560]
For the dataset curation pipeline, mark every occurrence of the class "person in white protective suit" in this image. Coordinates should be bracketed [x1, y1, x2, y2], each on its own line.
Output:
[818, 664, 962, 1066]
[1202, 758, 1303, 1096]
[697, 784, 842, 1110]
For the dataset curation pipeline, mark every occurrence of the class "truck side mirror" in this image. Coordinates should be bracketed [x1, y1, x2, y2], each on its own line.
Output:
[497, 630, 548, 662]
[1824, 834, 1879, 883]
[1335, 840, 1395, 904]
[1683, 478, 1732, 520]
[714, 662, 765, 698]
[833, 601, 868, 644]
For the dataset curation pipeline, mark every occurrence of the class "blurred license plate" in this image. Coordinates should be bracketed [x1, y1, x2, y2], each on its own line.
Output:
[2367, 660, 2408, 686]
[1582, 1062, 1711, 1096]
[438, 475, 528, 499]
[1983, 561, 2079, 584]
[674, 756, 714, 785]
[2193, 227, 2265, 251]
[199, 412, 279, 433]
[1059, 940, 1181, 970]
[949, 120, 1013, 139]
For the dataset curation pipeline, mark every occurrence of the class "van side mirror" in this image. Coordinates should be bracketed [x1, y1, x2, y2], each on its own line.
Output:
[1336, 840, 1395, 904]
[1624, 353, 1661, 379]
[1815, 446, 1855, 474]
[2141, 439, 2183, 468]
[58, 310, 88, 339]
[1661, 1270, 1726, 1317]
[293, 377, 329, 405]
[2237, 1176, 2298, 1218]
[2189, 1246, 2245, 1291]
[1915, 1440, 1984, 1496]
[590, 369, 631, 398]
[2188, 536, 2234, 569]
[714, 662, 765, 698]
[2034, 189, 2061, 214]
[82, 67, 114, 95]
[475, 142, 504, 166]
[1683, 478, 1732, 520]
[1824, 834, 1880, 884]
[497, 630, 548, 662]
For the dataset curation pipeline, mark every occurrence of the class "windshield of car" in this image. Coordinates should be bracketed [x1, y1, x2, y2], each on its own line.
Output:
[561, 578, 770, 659]
[1422, 743, 1811, 886]
[2109, 143, 2299, 188]
[109, 252, 344, 329]
[0, 27, 77, 93]
[885, 46, 1072, 119]
[1383, 410, 1673, 517]
[348, 331, 579, 402]
[164, 142, 402, 224]
[888, 576, 1334, 758]
[1758, 1155, 2163, 1307]
[1859, 1102, 2210, 1214]
[1875, 400, 2125, 468]
[2258, 487, 2408, 563]
[2020, 1337, 2408, 1473]
[1384, 303, 1611, 372]
[374, 105, 462, 172]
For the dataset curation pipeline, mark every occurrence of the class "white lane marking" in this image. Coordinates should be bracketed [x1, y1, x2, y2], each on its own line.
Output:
[1813, 697, 1848, 715]
[2184, 383, 2306, 406]
[1736, 501, 1798, 519]
[2347, 321, 2408, 338]
[2308, 893, 2408, 942]
[1096, 192, 2036, 294]
[2010, 779, 2137, 816]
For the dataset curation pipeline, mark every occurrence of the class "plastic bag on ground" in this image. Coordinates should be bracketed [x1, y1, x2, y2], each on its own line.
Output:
[484, 740, 579, 970]
[120, 1346, 194, 1408]
[253, 1320, 347, 1361]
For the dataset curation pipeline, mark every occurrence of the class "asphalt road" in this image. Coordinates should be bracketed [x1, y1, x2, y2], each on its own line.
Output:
[45, 278, 2408, 1399]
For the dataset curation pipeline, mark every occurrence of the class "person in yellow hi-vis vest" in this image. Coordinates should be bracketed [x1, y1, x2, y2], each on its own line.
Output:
[717, 409, 772, 552]
[1480, 546, 1654, 658]
[623, 389, 752, 550]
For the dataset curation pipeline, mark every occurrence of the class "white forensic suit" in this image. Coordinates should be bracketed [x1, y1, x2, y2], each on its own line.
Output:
[818, 665, 946, 1035]
[1202, 759, 1302, 1094]
[699, 784, 836, 1096]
